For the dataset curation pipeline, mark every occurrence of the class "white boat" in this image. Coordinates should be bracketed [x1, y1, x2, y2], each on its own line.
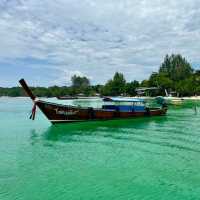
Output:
[164, 96, 184, 105]
[164, 89, 184, 105]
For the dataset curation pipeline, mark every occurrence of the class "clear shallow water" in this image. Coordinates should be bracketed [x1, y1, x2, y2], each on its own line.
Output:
[1, 97, 200, 200]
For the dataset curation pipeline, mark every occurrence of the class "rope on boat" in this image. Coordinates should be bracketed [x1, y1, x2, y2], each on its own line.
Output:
[29, 103, 37, 120]
[88, 107, 95, 118]
[145, 107, 150, 116]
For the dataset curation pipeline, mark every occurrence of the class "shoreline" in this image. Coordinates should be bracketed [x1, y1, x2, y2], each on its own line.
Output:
[1, 96, 200, 100]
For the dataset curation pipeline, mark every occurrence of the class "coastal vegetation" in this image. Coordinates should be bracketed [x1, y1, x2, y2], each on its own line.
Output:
[1, 54, 200, 97]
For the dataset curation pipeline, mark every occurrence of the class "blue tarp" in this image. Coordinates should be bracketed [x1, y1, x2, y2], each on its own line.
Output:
[103, 97, 144, 102]
[102, 105, 145, 112]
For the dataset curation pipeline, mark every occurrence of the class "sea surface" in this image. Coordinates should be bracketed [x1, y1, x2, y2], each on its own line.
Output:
[0, 97, 200, 200]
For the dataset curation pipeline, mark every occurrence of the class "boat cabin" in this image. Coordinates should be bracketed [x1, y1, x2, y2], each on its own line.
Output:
[102, 97, 146, 112]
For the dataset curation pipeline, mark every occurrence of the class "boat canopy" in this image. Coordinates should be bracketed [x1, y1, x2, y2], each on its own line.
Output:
[103, 97, 145, 103]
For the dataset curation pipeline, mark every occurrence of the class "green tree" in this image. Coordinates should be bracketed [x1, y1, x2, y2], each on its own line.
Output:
[125, 80, 139, 96]
[149, 72, 160, 87]
[71, 75, 90, 88]
[140, 80, 149, 87]
[146, 54, 195, 96]
[157, 74, 173, 90]
[71, 75, 90, 95]
[175, 77, 195, 96]
[102, 72, 126, 96]
[159, 54, 193, 81]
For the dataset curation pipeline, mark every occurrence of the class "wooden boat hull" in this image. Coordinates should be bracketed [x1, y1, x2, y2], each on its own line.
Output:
[36, 100, 167, 124]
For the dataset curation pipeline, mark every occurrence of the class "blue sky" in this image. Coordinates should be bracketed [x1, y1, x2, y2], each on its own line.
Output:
[0, 0, 200, 87]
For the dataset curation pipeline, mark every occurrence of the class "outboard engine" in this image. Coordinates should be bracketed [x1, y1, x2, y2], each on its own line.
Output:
[156, 96, 167, 108]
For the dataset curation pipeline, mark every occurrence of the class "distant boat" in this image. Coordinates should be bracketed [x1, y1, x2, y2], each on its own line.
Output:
[19, 79, 168, 124]
[164, 96, 184, 105]
[57, 96, 78, 100]
[57, 96, 99, 100]
[164, 89, 184, 105]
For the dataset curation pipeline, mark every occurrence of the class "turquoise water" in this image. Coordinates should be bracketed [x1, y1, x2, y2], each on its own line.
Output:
[1, 97, 200, 200]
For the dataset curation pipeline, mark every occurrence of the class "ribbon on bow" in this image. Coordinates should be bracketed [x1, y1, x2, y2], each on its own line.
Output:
[29, 103, 37, 120]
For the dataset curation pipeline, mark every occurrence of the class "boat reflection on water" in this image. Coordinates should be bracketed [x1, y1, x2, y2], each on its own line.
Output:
[29, 114, 200, 156]
[30, 116, 167, 145]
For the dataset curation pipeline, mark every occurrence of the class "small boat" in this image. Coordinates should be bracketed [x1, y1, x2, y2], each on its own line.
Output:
[164, 89, 184, 105]
[164, 96, 184, 105]
[57, 96, 99, 100]
[57, 96, 78, 100]
[19, 79, 167, 124]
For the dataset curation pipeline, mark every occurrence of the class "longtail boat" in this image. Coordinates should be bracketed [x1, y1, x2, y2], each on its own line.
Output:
[19, 79, 167, 124]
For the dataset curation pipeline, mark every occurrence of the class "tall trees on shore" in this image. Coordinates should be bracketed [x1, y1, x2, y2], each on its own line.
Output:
[71, 75, 90, 89]
[148, 54, 196, 96]
[71, 75, 91, 95]
[159, 54, 193, 81]
[125, 81, 140, 96]
[102, 72, 139, 96]
[1, 54, 200, 97]
[101, 54, 200, 96]
[102, 72, 126, 96]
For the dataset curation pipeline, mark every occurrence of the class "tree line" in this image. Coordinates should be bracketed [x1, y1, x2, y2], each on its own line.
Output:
[1, 54, 200, 97]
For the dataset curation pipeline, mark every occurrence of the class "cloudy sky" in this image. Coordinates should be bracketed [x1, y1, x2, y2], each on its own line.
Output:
[0, 0, 200, 87]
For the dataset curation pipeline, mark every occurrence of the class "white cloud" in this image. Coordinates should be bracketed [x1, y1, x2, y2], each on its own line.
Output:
[0, 0, 200, 86]
[51, 69, 93, 86]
